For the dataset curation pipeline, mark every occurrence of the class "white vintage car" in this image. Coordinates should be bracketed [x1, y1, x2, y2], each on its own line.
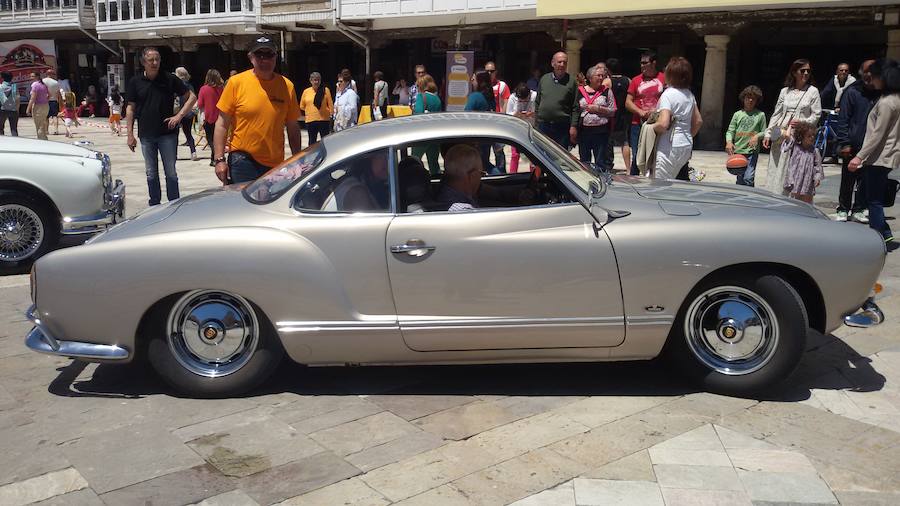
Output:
[0, 137, 124, 270]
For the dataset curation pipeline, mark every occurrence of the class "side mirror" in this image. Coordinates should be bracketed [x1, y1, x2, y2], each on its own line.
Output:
[589, 179, 606, 206]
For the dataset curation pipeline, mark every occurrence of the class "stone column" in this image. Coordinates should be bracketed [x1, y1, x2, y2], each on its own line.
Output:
[698, 34, 730, 150]
[888, 29, 900, 61]
[565, 38, 583, 76]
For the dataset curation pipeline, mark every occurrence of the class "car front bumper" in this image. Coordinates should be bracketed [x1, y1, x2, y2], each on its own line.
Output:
[843, 298, 884, 328]
[61, 179, 125, 235]
[24, 305, 129, 361]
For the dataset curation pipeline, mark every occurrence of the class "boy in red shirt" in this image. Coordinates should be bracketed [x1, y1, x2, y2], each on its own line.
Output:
[625, 51, 666, 175]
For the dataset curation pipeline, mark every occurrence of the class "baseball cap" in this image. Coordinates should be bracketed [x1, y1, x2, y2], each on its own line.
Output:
[248, 34, 277, 53]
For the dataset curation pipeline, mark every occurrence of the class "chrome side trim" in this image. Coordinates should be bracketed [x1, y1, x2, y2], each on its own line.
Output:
[277, 320, 399, 333]
[843, 298, 884, 328]
[277, 316, 627, 333]
[626, 315, 675, 326]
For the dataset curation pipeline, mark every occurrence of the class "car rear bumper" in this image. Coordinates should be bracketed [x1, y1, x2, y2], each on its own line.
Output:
[24, 305, 129, 361]
[843, 298, 884, 328]
[61, 179, 125, 235]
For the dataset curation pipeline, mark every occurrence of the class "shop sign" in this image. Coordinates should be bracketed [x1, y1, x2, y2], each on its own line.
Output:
[0, 39, 57, 103]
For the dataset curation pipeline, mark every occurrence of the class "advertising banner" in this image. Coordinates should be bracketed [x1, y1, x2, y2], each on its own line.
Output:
[445, 50, 474, 112]
[0, 39, 57, 103]
[107, 63, 125, 97]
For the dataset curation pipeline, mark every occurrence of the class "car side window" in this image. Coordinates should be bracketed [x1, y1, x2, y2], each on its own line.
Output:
[293, 149, 392, 213]
[395, 138, 579, 213]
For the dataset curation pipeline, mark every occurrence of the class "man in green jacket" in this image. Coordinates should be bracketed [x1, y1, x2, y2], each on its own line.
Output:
[535, 51, 578, 149]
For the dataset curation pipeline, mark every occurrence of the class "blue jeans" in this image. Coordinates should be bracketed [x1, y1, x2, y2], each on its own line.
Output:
[628, 123, 641, 175]
[228, 151, 271, 184]
[538, 121, 570, 149]
[578, 127, 610, 174]
[865, 165, 892, 240]
[140, 133, 179, 206]
[492, 143, 506, 173]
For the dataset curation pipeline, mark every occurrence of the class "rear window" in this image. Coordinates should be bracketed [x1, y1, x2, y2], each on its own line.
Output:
[243, 144, 326, 204]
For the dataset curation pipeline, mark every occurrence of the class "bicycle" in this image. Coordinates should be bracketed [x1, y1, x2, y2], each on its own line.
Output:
[815, 109, 839, 162]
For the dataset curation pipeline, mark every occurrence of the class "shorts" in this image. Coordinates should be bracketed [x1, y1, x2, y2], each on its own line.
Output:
[48, 101, 59, 117]
[109, 113, 121, 122]
[611, 128, 626, 147]
[63, 117, 76, 127]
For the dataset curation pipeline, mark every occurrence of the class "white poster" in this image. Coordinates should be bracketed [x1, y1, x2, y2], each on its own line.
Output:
[0, 39, 57, 103]
[107, 63, 125, 96]
[445, 50, 474, 112]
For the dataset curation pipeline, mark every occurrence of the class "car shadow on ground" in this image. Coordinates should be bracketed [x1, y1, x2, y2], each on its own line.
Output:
[46, 329, 885, 403]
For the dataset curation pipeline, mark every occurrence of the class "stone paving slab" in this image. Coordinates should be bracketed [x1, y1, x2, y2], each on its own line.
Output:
[1, 123, 900, 505]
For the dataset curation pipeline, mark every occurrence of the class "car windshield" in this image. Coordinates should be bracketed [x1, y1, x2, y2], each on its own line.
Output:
[243, 144, 326, 204]
[530, 128, 596, 194]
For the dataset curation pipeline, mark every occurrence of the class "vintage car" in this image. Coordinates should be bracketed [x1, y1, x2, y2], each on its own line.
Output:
[0, 137, 125, 269]
[25, 113, 884, 397]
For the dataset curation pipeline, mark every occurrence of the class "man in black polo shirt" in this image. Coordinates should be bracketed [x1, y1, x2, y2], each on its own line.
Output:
[126, 46, 196, 206]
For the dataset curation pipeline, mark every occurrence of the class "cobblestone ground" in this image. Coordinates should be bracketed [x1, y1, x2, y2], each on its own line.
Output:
[1, 119, 899, 505]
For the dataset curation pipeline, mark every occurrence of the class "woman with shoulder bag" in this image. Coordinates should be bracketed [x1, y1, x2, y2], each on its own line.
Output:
[372, 71, 388, 121]
[570, 64, 617, 173]
[652, 57, 703, 180]
[848, 58, 900, 244]
[762, 59, 822, 195]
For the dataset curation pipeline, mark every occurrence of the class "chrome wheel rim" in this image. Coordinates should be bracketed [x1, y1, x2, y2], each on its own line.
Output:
[683, 286, 778, 376]
[167, 290, 259, 377]
[0, 204, 44, 262]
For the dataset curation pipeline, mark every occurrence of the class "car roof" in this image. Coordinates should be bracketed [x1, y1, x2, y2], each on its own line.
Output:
[319, 112, 533, 162]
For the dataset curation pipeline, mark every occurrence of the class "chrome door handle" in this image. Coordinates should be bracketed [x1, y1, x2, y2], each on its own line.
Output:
[390, 239, 436, 257]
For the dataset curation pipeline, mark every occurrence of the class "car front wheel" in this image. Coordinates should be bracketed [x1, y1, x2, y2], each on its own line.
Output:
[669, 273, 808, 395]
[0, 191, 58, 270]
[148, 290, 284, 397]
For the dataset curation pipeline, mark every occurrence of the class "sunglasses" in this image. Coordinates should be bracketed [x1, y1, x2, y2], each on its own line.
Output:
[798, 69, 811, 74]
[254, 51, 276, 60]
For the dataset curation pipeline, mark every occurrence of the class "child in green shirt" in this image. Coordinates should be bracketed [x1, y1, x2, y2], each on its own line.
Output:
[725, 86, 767, 186]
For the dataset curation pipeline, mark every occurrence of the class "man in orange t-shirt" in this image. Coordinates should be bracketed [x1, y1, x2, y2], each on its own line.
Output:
[213, 34, 302, 184]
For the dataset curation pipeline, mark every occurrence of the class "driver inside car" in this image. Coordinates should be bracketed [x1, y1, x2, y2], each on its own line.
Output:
[332, 151, 390, 211]
[436, 143, 537, 211]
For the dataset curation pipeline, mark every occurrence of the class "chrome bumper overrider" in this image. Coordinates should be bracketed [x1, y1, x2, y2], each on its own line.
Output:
[25, 306, 129, 360]
[62, 179, 126, 235]
[843, 298, 884, 328]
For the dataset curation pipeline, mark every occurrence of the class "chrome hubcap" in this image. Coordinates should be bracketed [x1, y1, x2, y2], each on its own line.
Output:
[167, 290, 259, 377]
[0, 204, 44, 262]
[684, 286, 778, 375]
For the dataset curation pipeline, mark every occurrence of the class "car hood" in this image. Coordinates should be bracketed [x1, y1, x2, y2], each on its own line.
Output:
[90, 185, 257, 243]
[0, 136, 98, 158]
[616, 176, 824, 218]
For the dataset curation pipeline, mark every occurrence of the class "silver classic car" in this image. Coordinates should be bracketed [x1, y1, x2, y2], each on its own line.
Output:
[26, 113, 884, 397]
[1, 137, 124, 269]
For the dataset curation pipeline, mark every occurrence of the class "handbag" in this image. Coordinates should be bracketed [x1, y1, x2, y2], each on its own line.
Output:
[885, 179, 899, 207]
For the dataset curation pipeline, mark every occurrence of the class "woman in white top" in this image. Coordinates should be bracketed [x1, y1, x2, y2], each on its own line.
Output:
[505, 83, 537, 173]
[393, 79, 409, 106]
[762, 59, 822, 195]
[333, 76, 359, 132]
[652, 57, 703, 180]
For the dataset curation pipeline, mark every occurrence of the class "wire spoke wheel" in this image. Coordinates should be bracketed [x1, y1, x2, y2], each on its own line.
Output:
[0, 204, 45, 262]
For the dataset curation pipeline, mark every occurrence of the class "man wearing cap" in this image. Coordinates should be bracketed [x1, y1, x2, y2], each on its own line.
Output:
[213, 34, 302, 184]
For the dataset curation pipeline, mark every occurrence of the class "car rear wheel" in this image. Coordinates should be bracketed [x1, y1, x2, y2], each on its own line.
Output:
[148, 290, 284, 397]
[668, 273, 807, 395]
[0, 191, 58, 269]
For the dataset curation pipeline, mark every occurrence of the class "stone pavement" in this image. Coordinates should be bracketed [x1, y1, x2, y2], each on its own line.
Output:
[1, 120, 899, 505]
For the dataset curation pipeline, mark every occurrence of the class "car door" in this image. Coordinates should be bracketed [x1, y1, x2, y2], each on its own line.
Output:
[386, 173, 624, 352]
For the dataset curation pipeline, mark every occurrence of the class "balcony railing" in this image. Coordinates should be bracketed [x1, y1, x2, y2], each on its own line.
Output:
[339, 0, 536, 19]
[95, 0, 257, 35]
[0, 0, 93, 29]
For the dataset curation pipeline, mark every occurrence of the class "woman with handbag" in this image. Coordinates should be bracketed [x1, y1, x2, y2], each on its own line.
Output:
[849, 58, 900, 244]
[762, 59, 822, 195]
[651, 57, 703, 180]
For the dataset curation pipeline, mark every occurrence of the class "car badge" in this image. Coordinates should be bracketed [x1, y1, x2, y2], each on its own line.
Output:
[645, 305, 665, 313]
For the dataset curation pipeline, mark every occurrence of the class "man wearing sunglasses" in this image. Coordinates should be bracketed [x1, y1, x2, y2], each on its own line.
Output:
[625, 51, 665, 175]
[214, 34, 302, 184]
